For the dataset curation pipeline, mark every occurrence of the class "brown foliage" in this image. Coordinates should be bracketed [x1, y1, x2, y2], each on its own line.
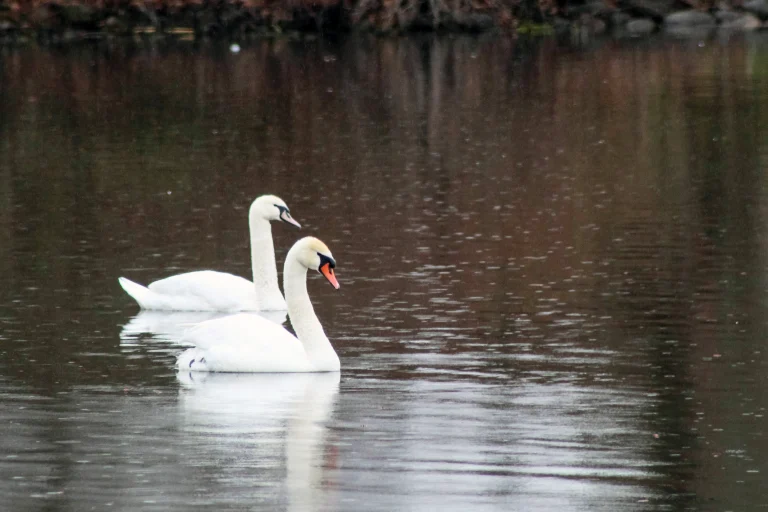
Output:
[0, 0, 518, 35]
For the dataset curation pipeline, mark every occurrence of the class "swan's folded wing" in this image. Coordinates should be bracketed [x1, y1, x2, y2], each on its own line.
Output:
[201, 341, 311, 372]
[148, 270, 258, 311]
[182, 312, 300, 351]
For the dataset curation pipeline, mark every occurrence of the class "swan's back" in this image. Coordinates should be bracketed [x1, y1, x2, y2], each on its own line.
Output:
[148, 271, 260, 311]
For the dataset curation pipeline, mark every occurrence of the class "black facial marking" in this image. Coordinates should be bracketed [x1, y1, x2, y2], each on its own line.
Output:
[274, 204, 290, 219]
[318, 252, 336, 270]
[200, 357, 206, 364]
[189, 359, 194, 368]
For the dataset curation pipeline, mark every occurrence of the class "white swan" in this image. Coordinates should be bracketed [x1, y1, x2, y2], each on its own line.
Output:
[118, 194, 301, 312]
[177, 236, 341, 373]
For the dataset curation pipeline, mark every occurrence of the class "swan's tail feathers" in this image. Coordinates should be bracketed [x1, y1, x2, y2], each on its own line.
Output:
[118, 277, 153, 309]
[177, 348, 210, 372]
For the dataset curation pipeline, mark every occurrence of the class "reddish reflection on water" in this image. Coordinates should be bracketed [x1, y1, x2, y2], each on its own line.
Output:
[1, 33, 768, 510]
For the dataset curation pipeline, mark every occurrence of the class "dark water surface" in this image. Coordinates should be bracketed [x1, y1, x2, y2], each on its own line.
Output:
[2, 33, 768, 511]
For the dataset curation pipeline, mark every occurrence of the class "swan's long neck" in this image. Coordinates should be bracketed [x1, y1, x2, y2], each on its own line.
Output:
[284, 258, 340, 371]
[250, 218, 282, 304]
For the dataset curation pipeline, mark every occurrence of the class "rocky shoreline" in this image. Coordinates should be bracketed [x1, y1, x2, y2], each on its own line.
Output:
[565, 0, 767, 37]
[0, 0, 767, 42]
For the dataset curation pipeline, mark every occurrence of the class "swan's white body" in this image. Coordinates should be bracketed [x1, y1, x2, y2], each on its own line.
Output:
[177, 237, 341, 373]
[118, 195, 300, 312]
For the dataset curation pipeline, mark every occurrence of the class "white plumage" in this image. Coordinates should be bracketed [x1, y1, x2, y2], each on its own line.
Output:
[177, 236, 341, 373]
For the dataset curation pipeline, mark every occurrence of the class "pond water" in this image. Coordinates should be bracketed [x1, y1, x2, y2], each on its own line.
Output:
[2, 32, 768, 511]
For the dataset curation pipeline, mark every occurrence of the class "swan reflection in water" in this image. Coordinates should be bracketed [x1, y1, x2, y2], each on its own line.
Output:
[119, 310, 288, 345]
[176, 371, 340, 511]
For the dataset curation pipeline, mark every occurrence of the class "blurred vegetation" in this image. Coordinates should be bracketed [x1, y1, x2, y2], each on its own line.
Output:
[0, 0, 559, 37]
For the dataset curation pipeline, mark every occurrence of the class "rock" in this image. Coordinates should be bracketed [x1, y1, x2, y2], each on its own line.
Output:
[592, 18, 607, 34]
[552, 16, 572, 34]
[102, 15, 130, 35]
[58, 4, 98, 28]
[743, 0, 768, 18]
[718, 12, 761, 29]
[28, 4, 63, 34]
[128, 4, 161, 28]
[0, 18, 18, 34]
[566, 0, 611, 17]
[715, 10, 742, 23]
[219, 5, 247, 30]
[196, 8, 221, 36]
[455, 13, 495, 31]
[610, 11, 632, 26]
[229, 12, 260, 36]
[664, 10, 716, 26]
[570, 12, 606, 32]
[626, 18, 656, 33]
[622, 0, 674, 20]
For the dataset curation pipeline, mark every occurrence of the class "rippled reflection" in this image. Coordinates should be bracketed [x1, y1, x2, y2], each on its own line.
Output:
[119, 310, 287, 345]
[0, 375, 339, 511]
[120, 310, 229, 344]
[177, 372, 340, 512]
[329, 377, 663, 512]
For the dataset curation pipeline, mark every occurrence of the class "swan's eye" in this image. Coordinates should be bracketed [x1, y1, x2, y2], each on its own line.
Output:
[318, 253, 336, 270]
[275, 204, 290, 217]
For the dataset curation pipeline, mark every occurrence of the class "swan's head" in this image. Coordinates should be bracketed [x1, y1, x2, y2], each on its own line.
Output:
[249, 195, 301, 228]
[291, 236, 340, 289]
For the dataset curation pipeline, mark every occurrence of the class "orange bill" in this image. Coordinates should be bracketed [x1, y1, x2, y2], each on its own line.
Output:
[320, 263, 340, 289]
